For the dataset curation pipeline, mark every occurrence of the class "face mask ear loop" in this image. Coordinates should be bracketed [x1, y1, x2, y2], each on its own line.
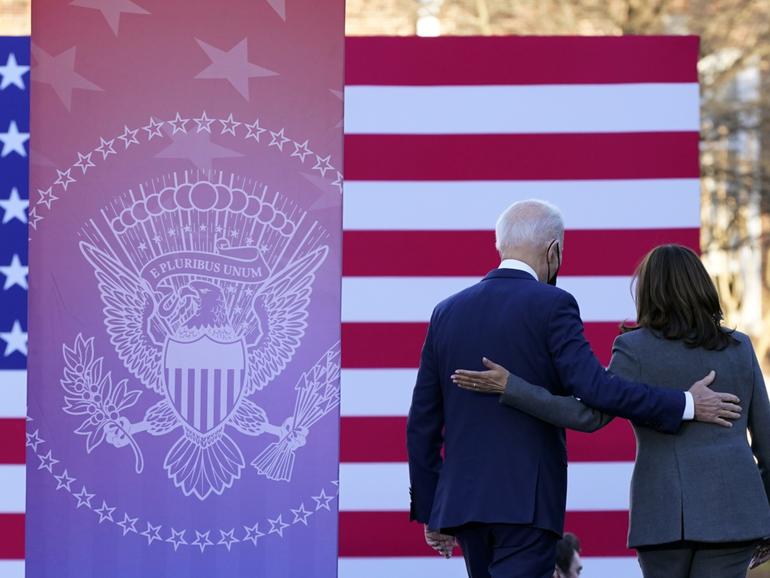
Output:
[546, 239, 561, 286]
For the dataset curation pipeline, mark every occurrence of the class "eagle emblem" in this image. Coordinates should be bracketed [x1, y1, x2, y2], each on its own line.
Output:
[65, 177, 339, 501]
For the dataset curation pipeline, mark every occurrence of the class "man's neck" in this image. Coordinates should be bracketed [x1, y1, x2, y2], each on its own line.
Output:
[499, 258, 539, 281]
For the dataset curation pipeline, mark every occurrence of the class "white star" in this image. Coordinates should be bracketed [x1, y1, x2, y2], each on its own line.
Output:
[0, 53, 30, 90]
[95, 137, 116, 160]
[28, 207, 42, 230]
[152, 234, 161, 243]
[199, 224, 207, 231]
[74, 486, 95, 508]
[332, 171, 343, 194]
[36, 187, 59, 210]
[141, 522, 162, 545]
[264, 0, 285, 20]
[193, 111, 215, 133]
[167, 112, 189, 134]
[268, 515, 289, 537]
[118, 125, 139, 149]
[219, 113, 240, 135]
[70, 0, 150, 36]
[94, 500, 115, 523]
[192, 530, 213, 553]
[117, 513, 138, 535]
[137, 242, 147, 250]
[269, 128, 289, 151]
[54, 469, 75, 491]
[166, 528, 187, 551]
[229, 228, 238, 238]
[0, 255, 28, 290]
[245, 237, 254, 246]
[54, 168, 76, 191]
[74, 151, 95, 174]
[291, 140, 312, 163]
[244, 119, 265, 142]
[143, 117, 164, 140]
[313, 154, 333, 177]
[291, 503, 313, 526]
[31, 44, 102, 111]
[312, 489, 334, 511]
[167, 227, 176, 236]
[0, 121, 29, 158]
[0, 188, 28, 224]
[242, 523, 264, 546]
[38, 450, 59, 472]
[218, 528, 238, 551]
[182, 225, 192, 233]
[26, 429, 44, 452]
[195, 37, 277, 100]
[0, 321, 27, 356]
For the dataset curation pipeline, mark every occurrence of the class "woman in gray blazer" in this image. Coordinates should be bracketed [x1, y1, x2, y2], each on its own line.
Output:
[451, 244, 770, 578]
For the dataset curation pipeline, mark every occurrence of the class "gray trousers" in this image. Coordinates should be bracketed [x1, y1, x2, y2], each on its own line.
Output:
[637, 541, 756, 578]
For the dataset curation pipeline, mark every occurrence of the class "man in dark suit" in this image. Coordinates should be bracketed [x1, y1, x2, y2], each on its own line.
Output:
[406, 200, 741, 578]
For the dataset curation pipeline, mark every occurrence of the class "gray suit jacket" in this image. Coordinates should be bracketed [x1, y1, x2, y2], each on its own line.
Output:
[500, 328, 770, 548]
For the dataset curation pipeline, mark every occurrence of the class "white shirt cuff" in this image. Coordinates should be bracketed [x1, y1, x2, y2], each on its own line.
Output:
[682, 391, 695, 420]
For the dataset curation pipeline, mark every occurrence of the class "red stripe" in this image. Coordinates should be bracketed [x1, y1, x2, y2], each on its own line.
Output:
[342, 322, 621, 369]
[340, 417, 635, 463]
[344, 133, 700, 181]
[343, 229, 700, 277]
[339, 511, 632, 557]
[0, 514, 24, 559]
[345, 36, 698, 86]
[0, 419, 26, 464]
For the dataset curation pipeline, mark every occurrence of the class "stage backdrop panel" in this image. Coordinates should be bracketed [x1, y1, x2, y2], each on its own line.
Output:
[27, 2, 343, 577]
[339, 36, 700, 578]
[0, 35, 29, 578]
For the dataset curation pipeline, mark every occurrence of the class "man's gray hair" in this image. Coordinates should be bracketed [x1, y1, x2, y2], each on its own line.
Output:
[495, 199, 565, 254]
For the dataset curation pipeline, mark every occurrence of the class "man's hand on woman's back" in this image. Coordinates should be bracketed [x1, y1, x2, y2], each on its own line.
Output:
[689, 370, 742, 427]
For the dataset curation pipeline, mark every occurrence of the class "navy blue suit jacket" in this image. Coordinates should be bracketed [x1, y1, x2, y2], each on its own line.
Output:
[406, 269, 686, 534]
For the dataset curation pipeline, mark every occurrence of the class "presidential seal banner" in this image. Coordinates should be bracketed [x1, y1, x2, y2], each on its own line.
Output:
[27, 2, 344, 576]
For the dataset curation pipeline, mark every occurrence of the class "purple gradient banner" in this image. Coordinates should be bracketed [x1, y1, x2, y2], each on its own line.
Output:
[27, 1, 343, 576]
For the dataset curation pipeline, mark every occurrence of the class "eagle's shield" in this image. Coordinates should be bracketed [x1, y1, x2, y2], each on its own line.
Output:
[163, 335, 246, 434]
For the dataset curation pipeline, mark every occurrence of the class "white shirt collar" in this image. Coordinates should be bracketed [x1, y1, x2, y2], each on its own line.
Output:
[499, 259, 538, 281]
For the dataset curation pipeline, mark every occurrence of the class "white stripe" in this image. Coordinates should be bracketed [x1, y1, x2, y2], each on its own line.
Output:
[0, 561, 25, 578]
[0, 370, 26, 418]
[342, 179, 700, 231]
[206, 370, 214, 432]
[341, 277, 635, 323]
[344, 84, 699, 134]
[193, 370, 201, 430]
[341, 369, 417, 417]
[180, 370, 188, 420]
[0, 465, 26, 513]
[339, 557, 641, 578]
[338, 462, 631, 512]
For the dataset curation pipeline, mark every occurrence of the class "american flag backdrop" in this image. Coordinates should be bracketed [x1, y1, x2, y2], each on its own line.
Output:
[0, 35, 701, 578]
[0, 36, 29, 578]
[337, 36, 700, 578]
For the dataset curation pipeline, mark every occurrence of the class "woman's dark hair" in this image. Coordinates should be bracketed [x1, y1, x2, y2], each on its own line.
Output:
[622, 244, 735, 350]
[555, 533, 580, 573]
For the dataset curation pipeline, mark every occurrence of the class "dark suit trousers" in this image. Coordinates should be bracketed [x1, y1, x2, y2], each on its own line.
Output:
[637, 541, 757, 578]
[453, 523, 558, 578]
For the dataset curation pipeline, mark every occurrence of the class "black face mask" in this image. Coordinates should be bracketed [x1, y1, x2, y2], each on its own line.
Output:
[546, 240, 561, 286]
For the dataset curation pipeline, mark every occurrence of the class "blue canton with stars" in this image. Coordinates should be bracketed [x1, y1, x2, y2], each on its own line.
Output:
[0, 36, 30, 370]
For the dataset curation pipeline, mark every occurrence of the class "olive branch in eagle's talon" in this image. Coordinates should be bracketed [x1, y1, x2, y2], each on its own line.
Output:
[61, 334, 145, 473]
